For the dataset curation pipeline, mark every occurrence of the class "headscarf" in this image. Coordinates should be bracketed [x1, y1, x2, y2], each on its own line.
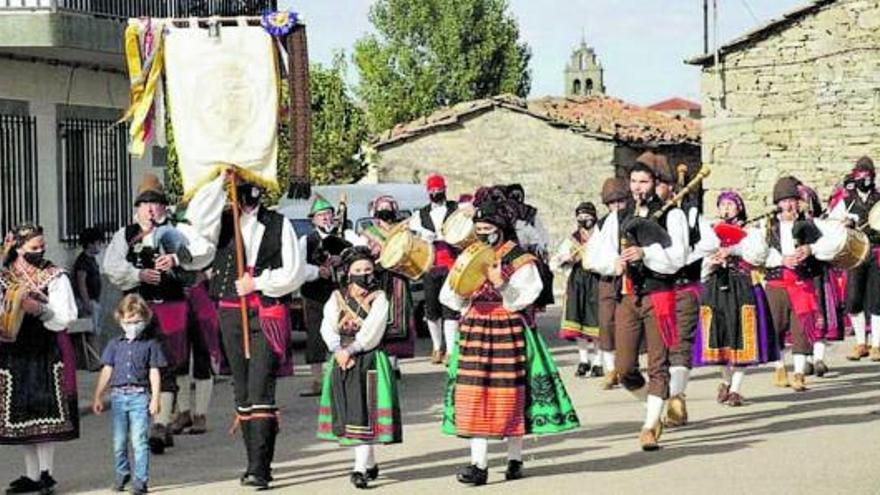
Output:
[3, 223, 44, 267]
[716, 189, 747, 225]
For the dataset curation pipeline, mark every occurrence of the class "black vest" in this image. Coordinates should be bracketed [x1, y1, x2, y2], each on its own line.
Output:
[124, 222, 186, 302]
[675, 206, 705, 285]
[765, 216, 823, 281]
[300, 230, 350, 303]
[208, 208, 289, 304]
[418, 201, 457, 233]
[618, 196, 677, 295]
[845, 191, 880, 244]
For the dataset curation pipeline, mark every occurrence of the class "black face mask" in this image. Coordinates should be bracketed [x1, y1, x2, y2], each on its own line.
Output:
[23, 251, 45, 266]
[857, 177, 874, 193]
[476, 232, 501, 246]
[430, 192, 447, 204]
[237, 185, 262, 208]
[349, 274, 377, 291]
[509, 191, 524, 204]
[375, 210, 396, 223]
[578, 218, 595, 230]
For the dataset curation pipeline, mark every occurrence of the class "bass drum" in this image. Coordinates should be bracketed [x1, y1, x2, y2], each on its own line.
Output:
[830, 227, 870, 270]
[442, 207, 476, 249]
[447, 243, 495, 298]
[378, 229, 434, 281]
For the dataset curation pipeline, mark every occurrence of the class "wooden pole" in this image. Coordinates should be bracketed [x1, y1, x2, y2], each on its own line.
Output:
[229, 172, 251, 360]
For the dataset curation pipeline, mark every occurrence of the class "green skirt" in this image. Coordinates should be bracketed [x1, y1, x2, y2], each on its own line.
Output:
[317, 349, 402, 445]
[442, 325, 580, 437]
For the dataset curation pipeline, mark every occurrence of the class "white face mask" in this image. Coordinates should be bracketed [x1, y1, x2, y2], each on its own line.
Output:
[121, 321, 147, 340]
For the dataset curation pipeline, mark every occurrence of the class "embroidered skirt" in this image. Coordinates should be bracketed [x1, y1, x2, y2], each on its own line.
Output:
[442, 303, 579, 439]
[558, 265, 600, 341]
[380, 271, 416, 359]
[317, 348, 402, 445]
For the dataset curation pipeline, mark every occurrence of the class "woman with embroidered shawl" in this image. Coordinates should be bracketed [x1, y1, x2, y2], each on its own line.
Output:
[440, 190, 579, 486]
[316, 246, 402, 490]
[1, 224, 79, 494]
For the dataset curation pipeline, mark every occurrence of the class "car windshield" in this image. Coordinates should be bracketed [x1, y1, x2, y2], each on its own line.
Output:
[291, 219, 314, 238]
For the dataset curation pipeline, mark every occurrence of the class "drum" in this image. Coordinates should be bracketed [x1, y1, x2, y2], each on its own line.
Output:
[830, 227, 870, 270]
[379, 229, 434, 280]
[442, 208, 476, 249]
[448, 243, 495, 298]
[0, 283, 27, 343]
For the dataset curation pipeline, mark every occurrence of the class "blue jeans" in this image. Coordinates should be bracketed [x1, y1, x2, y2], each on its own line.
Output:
[111, 391, 151, 486]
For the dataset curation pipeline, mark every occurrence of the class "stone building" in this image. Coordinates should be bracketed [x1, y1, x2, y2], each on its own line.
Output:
[565, 38, 605, 97]
[648, 98, 702, 120]
[367, 94, 700, 257]
[688, 0, 880, 213]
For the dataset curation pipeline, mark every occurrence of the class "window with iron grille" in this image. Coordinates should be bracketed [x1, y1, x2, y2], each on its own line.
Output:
[0, 114, 39, 237]
[59, 119, 132, 246]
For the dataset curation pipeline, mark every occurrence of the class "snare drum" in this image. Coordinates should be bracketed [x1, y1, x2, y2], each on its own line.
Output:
[379, 229, 434, 280]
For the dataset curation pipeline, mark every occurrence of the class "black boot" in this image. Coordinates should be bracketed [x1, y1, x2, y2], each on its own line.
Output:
[504, 460, 524, 480]
[366, 464, 380, 481]
[248, 416, 278, 489]
[37, 472, 55, 495]
[575, 362, 591, 378]
[6, 476, 41, 494]
[590, 365, 605, 377]
[350, 472, 369, 489]
[456, 465, 488, 486]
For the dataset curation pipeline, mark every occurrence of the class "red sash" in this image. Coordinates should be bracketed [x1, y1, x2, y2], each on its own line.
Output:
[767, 268, 823, 343]
[649, 290, 679, 348]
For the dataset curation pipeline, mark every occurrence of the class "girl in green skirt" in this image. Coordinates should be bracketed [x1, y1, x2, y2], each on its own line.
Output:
[316, 246, 402, 489]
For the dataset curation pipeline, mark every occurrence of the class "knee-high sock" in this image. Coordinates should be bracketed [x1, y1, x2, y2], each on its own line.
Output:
[36, 443, 54, 474]
[851, 312, 867, 345]
[507, 436, 523, 461]
[443, 320, 459, 354]
[793, 354, 807, 374]
[576, 339, 591, 364]
[23, 445, 38, 480]
[669, 366, 690, 396]
[176, 374, 192, 413]
[194, 378, 213, 416]
[872, 315, 880, 348]
[158, 391, 174, 426]
[366, 445, 376, 469]
[643, 395, 664, 430]
[730, 370, 746, 394]
[353, 444, 371, 474]
[470, 437, 489, 469]
[720, 365, 733, 384]
[427, 319, 443, 352]
[603, 351, 616, 372]
[813, 341, 827, 361]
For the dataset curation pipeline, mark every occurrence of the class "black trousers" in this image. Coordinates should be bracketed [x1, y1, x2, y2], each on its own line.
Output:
[423, 267, 459, 321]
[219, 307, 279, 481]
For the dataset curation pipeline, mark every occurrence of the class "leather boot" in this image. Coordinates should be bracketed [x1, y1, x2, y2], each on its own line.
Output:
[639, 428, 660, 451]
[665, 394, 688, 427]
[792, 373, 807, 392]
[602, 370, 620, 390]
[430, 350, 443, 365]
[871, 347, 880, 362]
[847, 344, 869, 361]
[773, 367, 790, 388]
[171, 411, 193, 434]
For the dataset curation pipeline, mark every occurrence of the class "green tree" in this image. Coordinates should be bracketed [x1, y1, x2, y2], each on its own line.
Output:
[308, 53, 369, 185]
[354, 0, 531, 133]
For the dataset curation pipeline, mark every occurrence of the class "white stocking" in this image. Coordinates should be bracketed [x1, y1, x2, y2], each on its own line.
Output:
[23, 445, 38, 480]
[194, 378, 213, 416]
[443, 320, 459, 354]
[720, 365, 732, 384]
[669, 366, 690, 396]
[793, 354, 807, 374]
[176, 374, 192, 413]
[813, 341, 827, 362]
[730, 370, 746, 394]
[427, 319, 443, 352]
[851, 312, 867, 345]
[872, 315, 880, 348]
[158, 391, 174, 426]
[643, 395, 664, 430]
[576, 339, 590, 364]
[470, 437, 489, 469]
[506, 436, 523, 461]
[353, 444, 371, 474]
[36, 443, 54, 474]
[603, 350, 616, 372]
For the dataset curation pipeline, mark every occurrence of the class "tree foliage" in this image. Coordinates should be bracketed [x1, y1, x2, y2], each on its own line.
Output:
[354, 0, 531, 133]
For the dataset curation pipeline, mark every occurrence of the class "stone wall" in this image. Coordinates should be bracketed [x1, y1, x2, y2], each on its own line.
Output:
[700, 0, 880, 216]
[372, 108, 619, 257]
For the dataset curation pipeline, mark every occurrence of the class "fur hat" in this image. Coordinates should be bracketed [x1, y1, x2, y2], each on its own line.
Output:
[601, 177, 629, 205]
[635, 151, 674, 184]
[772, 176, 802, 203]
[134, 173, 167, 205]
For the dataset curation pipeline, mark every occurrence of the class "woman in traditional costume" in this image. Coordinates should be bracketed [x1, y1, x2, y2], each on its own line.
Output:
[316, 246, 402, 490]
[1, 224, 79, 494]
[552, 202, 602, 377]
[440, 191, 579, 485]
[696, 191, 776, 406]
[361, 195, 417, 377]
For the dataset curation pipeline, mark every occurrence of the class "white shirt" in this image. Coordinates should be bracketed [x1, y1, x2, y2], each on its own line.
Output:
[320, 290, 389, 354]
[439, 254, 543, 313]
[764, 216, 846, 268]
[408, 203, 450, 242]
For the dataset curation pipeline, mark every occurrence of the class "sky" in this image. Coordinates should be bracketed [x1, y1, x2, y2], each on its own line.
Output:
[280, 0, 807, 105]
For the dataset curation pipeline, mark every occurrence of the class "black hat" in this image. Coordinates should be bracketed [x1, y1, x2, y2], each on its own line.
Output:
[772, 176, 802, 203]
[575, 202, 597, 217]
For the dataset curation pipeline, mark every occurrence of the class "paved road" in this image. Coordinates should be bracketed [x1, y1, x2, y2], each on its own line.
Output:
[2, 308, 880, 494]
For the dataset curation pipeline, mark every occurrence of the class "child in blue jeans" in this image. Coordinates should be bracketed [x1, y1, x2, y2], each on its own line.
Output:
[93, 294, 166, 494]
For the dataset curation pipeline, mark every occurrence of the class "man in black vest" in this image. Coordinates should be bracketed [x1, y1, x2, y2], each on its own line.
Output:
[104, 174, 215, 454]
[409, 173, 460, 364]
[828, 156, 880, 361]
[299, 196, 353, 396]
[187, 173, 308, 489]
[585, 152, 688, 451]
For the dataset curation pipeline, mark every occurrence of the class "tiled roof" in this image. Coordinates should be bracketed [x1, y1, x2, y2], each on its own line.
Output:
[648, 97, 701, 112]
[374, 94, 700, 149]
[686, 0, 836, 66]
